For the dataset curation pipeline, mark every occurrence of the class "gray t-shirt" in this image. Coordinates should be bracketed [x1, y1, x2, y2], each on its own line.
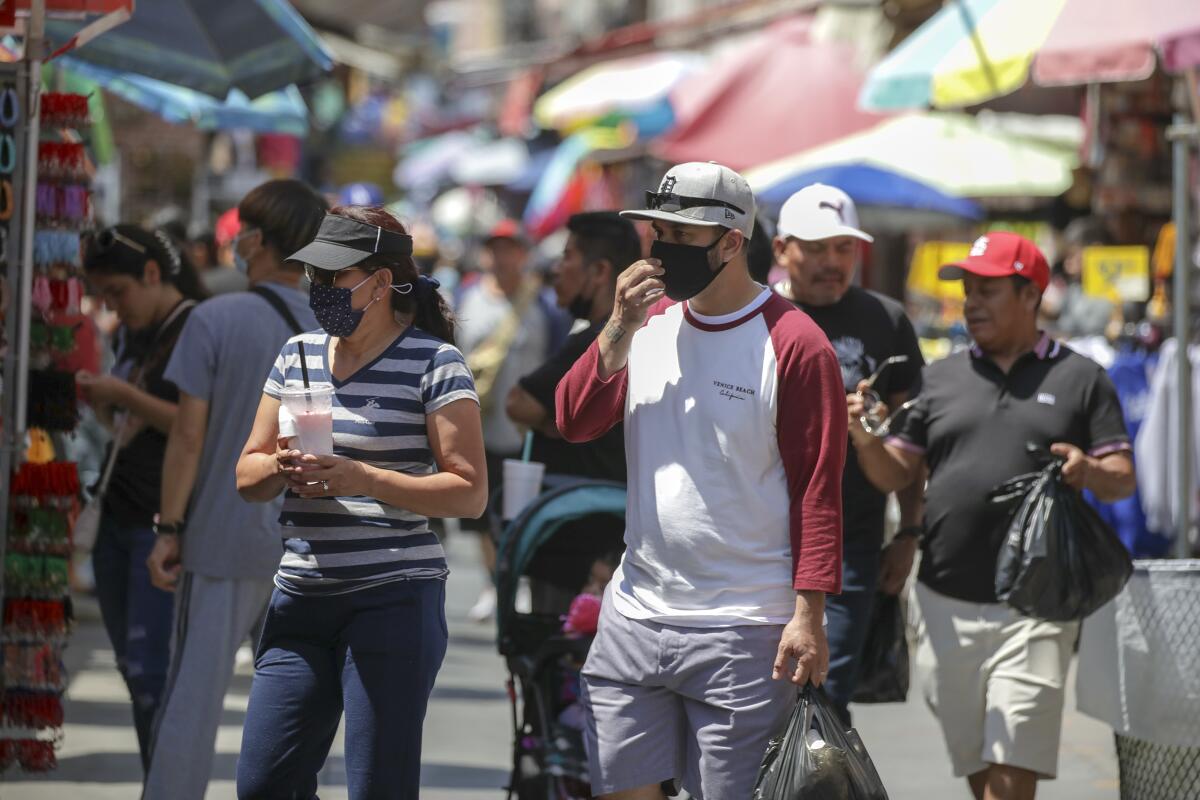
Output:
[456, 281, 559, 454]
[163, 282, 317, 579]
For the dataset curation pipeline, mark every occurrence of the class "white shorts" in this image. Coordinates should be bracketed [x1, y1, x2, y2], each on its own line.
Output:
[913, 582, 1079, 779]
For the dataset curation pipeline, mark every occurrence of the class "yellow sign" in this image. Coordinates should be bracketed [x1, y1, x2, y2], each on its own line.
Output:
[1082, 246, 1151, 303]
[908, 241, 970, 300]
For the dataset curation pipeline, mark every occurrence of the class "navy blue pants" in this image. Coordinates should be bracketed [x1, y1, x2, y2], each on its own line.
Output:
[91, 515, 175, 771]
[823, 546, 882, 726]
[237, 579, 448, 800]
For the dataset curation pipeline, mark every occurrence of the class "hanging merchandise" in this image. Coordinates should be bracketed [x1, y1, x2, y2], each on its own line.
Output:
[0, 84, 94, 775]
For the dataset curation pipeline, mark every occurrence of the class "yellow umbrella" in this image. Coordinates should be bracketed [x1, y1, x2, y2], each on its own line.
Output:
[860, 0, 1067, 110]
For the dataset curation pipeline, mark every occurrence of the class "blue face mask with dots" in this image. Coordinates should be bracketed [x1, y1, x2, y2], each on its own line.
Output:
[308, 273, 412, 338]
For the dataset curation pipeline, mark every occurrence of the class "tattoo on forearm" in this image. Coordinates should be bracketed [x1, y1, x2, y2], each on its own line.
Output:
[604, 320, 626, 344]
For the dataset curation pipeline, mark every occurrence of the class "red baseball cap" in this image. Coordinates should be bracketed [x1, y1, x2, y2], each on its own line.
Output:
[485, 219, 527, 245]
[938, 231, 1050, 293]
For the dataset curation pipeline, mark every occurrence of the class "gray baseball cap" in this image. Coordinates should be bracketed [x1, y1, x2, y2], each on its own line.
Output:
[621, 161, 756, 238]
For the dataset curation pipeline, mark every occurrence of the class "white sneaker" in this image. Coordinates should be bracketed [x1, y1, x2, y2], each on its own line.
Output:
[467, 586, 497, 622]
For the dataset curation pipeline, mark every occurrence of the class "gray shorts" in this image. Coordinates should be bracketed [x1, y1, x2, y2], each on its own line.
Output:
[581, 595, 794, 799]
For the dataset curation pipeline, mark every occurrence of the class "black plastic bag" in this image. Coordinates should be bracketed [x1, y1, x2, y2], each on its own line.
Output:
[752, 685, 889, 800]
[851, 593, 909, 704]
[989, 447, 1133, 622]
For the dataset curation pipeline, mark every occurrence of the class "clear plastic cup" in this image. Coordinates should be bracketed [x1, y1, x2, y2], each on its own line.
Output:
[502, 458, 545, 521]
[278, 383, 334, 456]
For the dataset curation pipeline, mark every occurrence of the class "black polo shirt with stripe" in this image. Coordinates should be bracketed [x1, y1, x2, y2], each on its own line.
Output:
[890, 333, 1130, 603]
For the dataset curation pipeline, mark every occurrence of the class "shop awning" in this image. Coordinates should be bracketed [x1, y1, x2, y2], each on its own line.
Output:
[861, 0, 1200, 111]
[655, 16, 885, 172]
[60, 57, 309, 135]
[43, 0, 333, 99]
[744, 112, 1083, 199]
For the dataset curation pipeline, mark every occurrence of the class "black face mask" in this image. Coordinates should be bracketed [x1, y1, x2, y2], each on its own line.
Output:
[568, 288, 594, 321]
[650, 232, 729, 301]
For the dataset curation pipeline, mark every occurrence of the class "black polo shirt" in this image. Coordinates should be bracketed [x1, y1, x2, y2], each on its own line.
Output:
[519, 321, 626, 483]
[787, 285, 924, 552]
[891, 334, 1130, 603]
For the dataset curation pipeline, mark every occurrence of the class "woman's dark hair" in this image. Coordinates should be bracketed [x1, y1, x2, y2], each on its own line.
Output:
[83, 223, 208, 301]
[239, 179, 328, 271]
[329, 205, 456, 343]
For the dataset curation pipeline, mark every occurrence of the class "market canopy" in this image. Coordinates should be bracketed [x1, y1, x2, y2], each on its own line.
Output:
[655, 16, 885, 172]
[533, 51, 704, 137]
[860, 0, 1200, 110]
[1034, 0, 1200, 86]
[60, 57, 309, 135]
[753, 163, 983, 226]
[744, 112, 1083, 199]
[44, 0, 333, 99]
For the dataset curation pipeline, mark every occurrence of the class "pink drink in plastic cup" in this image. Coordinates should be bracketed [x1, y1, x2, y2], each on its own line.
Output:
[279, 384, 334, 456]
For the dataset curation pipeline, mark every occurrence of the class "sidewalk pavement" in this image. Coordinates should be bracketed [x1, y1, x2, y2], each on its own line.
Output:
[4, 533, 1118, 798]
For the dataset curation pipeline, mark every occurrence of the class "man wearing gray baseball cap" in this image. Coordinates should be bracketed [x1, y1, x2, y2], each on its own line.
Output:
[555, 162, 847, 798]
[773, 183, 926, 726]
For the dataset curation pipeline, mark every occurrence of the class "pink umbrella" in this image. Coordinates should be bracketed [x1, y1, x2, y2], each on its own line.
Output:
[654, 16, 885, 172]
[1033, 0, 1200, 85]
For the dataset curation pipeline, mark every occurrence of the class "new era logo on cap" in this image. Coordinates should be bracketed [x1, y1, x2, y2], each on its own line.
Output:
[938, 231, 1050, 292]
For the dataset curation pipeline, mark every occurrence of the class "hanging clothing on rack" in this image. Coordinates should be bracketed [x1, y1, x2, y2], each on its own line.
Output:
[1087, 346, 1170, 558]
[1135, 338, 1200, 538]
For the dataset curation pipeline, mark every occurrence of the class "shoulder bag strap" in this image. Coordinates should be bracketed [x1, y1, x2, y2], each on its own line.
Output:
[252, 285, 304, 336]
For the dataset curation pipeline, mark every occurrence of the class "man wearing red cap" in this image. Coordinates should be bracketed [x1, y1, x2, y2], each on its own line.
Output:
[854, 232, 1136, 800]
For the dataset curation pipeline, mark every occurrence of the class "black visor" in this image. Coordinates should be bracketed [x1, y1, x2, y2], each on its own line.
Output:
[288, 214, 414, 271]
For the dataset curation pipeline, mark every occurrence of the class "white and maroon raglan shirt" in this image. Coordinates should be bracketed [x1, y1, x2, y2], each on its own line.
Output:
[555, 287, 846, 627]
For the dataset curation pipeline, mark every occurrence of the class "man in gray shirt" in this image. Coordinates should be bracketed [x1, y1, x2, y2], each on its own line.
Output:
[143, 180, 326, 799]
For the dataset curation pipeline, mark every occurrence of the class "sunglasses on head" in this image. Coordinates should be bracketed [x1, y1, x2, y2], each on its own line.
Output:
[644, 191, 745, 216]
[93, 228, 147, 257]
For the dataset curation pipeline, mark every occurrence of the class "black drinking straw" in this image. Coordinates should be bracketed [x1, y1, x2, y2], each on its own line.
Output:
[296, 341, 312, 413]
[296, 341, 311, 388]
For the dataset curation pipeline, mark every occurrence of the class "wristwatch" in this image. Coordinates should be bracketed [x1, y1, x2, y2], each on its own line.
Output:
[894, 525, 923, 542]
[152, 513, 186, 537]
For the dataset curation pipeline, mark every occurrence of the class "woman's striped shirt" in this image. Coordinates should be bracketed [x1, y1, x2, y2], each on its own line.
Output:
[263, 327, 477, 596]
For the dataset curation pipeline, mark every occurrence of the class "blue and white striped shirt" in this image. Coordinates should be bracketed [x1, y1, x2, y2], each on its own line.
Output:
[263, 327, 478, 596]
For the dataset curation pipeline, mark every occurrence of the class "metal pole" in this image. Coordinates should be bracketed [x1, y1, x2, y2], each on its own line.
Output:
[14, 1, 44, 438]
[1173, 112, 1193, 559]
[0, 0, 44, 603]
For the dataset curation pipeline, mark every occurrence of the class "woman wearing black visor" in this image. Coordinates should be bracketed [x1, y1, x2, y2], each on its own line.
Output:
[235, 205, 486, 799]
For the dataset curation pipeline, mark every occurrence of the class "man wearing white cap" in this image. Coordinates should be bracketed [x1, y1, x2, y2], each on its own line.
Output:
[556, 163, 847, 798]
[773, 183, 925, 724]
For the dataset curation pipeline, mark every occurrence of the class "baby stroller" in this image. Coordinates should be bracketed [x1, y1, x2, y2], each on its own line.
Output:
[494, 480, 627, 800]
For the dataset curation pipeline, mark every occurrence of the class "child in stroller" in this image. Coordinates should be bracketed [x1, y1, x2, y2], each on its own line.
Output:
[494, 481, 626, 800]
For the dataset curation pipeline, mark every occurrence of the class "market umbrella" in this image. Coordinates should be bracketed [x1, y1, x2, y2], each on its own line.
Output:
[59, 56, 309, 135]
[754, 163, 983, 224]
[1033, 0, 1200, 86]
[45, 0, 333, 99]
[533, 51, 705, 137]
[859, 0, 1064, 110]
[744, 112, 1082, 199]
[393, 130, 480, 193]
[655, 16, 885, 172]
[450, 138, 531, 187]
[860, 0, 1200, 111]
